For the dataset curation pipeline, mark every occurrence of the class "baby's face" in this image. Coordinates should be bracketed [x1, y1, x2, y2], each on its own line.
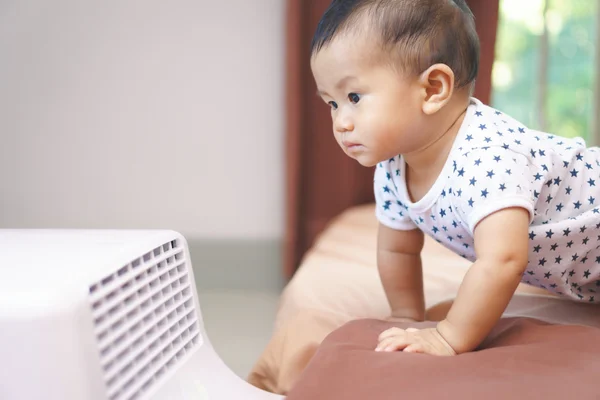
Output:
[311, 36, 426, 167]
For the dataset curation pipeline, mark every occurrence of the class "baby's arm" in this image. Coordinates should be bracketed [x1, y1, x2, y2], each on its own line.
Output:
[376, 207, 529, 355]
[377, 223, 426, 322]
[437, 207, 530, 353]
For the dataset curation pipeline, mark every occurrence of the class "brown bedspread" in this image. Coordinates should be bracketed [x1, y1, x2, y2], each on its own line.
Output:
[247, 205, 598, 395]
[287, 316, 600, 400]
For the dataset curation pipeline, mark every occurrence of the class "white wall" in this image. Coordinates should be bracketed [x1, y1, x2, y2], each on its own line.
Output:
[0, 0, 285, 240]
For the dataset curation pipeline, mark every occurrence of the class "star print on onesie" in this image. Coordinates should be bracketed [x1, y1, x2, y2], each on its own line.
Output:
[375, 98, 600, 303]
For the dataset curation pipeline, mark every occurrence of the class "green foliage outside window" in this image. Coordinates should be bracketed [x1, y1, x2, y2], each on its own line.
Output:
[492, 0, 597, 140]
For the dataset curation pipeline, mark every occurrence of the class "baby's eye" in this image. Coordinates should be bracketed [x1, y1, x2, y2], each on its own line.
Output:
[348, 93, 360, 104]
[328, 101, 338, 110]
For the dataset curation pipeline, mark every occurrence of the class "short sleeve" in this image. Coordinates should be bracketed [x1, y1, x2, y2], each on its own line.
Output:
[450, 147, 535, 234]
[373, 160, 417, 230]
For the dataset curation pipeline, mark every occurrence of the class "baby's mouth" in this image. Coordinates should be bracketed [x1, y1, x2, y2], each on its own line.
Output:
[343, 142, 365, 154]
[342, 140, 362, 148]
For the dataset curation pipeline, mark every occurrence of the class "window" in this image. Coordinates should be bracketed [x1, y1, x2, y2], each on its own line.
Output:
[492, 0, 599, 143]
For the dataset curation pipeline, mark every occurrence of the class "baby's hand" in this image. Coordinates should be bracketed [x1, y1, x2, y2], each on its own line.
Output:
[375, 327, 457, 356]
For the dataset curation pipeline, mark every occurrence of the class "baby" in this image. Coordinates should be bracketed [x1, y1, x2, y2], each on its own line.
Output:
[310, 0, 600, 356]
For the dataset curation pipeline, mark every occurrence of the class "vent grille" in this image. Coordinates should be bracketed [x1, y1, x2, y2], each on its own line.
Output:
[88, 239, 201, 400]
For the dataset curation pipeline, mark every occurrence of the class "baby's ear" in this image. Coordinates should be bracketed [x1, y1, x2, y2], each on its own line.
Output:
[418, 64, 455, 115]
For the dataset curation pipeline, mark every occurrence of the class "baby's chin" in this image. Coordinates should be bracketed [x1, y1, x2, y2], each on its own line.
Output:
[350, 153, 381, 168]
[339, 144, 389, 167]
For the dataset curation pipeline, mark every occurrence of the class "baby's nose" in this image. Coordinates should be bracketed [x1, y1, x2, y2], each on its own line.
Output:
[334, 113, 354, 133]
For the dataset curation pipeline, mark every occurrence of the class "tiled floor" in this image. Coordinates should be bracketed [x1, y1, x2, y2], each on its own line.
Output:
[196, 289, 281, 378]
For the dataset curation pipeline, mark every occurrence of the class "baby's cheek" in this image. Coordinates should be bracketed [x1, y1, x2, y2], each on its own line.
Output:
[332, 132, 343, 146]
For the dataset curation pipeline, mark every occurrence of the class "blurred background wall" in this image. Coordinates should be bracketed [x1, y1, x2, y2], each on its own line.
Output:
[0, 0, 286, 290]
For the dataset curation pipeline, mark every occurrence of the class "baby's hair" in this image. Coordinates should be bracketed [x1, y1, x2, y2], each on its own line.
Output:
[310, 0, 480, 89]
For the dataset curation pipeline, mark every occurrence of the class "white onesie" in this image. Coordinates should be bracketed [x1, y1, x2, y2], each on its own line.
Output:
[375, 98, 600, 302]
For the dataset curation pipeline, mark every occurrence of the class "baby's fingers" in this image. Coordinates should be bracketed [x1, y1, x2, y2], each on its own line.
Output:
[402, 343, 424, 353]
[378, 327, 420, 342]
[378, 327, 405, 341]
[375, 335, 411, 352]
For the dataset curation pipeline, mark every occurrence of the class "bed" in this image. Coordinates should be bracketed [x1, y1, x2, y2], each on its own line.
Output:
[247, 204, 600, 397]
